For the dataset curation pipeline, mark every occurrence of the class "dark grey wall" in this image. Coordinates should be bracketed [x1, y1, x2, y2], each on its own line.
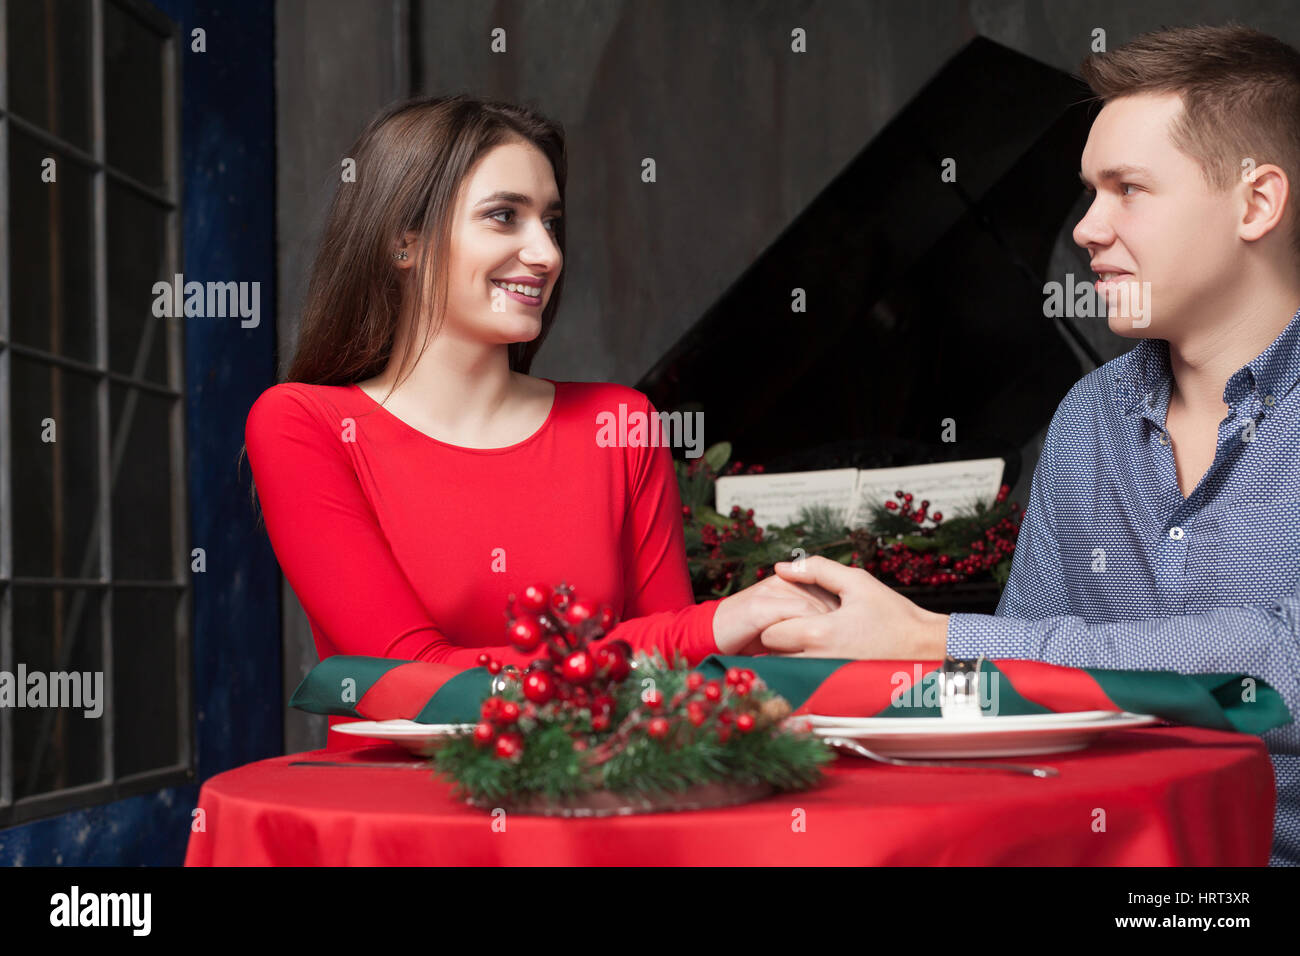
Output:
[274, 0, 1300, 751]
[275, 0, 410, 752]
[411, 0, 1300, 387]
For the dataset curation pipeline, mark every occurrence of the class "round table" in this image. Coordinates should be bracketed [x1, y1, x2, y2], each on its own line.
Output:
[184, 725, 1276, 865]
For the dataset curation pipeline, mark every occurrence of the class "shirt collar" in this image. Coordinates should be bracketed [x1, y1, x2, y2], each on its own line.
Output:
[1113, 305, 1300, 416]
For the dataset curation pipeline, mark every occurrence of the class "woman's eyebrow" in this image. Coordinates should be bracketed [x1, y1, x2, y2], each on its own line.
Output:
[474, 190, 564, 212]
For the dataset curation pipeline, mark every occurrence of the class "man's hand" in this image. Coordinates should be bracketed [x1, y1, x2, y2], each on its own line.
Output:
[758, 555, 950, 659]
[712, 573, 841, 656]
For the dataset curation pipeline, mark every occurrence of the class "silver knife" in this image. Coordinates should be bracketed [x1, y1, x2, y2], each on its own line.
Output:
[288, 759, 432, 769]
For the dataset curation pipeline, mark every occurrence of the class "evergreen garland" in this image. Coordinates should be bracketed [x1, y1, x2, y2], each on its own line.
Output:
[433, 652, 831, 805]
[677, 442, 1022, 600]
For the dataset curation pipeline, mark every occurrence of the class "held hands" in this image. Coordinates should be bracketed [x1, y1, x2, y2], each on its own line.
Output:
[757, 556, 950, 659]
[711, 572, 842, 656]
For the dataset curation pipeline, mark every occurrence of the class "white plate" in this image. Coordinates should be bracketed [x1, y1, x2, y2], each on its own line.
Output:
[330, 719, 475, 753]
[797, 709, 1131, 731]
[787, 711, 1161, 758]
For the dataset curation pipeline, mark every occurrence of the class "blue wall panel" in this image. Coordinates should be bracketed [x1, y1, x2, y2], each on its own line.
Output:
[0, 0, 280, 866]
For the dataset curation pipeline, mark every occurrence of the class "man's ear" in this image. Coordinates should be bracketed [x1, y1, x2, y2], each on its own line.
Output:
[1239, 162, 1291, 243]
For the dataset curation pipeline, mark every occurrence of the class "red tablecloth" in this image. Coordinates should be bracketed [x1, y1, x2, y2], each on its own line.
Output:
[184, 726, 1276, 865]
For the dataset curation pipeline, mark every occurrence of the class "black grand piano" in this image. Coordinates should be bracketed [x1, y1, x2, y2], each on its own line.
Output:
[637, 38, 1116, 613]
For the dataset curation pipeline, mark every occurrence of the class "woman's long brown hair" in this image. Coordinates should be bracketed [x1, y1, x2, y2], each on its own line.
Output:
[239, 94, 568, 526]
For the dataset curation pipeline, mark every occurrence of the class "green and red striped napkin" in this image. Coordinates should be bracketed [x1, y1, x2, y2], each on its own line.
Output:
[289, 654, 1291, 735]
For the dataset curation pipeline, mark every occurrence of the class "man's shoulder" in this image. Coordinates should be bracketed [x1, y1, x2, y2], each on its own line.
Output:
[1050, 350, 1137, 435]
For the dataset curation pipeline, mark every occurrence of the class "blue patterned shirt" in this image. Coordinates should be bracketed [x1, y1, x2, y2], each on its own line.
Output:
[947, 306, 1300, 866]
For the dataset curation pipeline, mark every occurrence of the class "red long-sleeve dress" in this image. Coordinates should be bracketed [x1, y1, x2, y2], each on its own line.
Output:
[244, 379, 720, 749]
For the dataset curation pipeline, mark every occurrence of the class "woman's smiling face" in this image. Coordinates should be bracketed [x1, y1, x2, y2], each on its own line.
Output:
[434, 138, 563, 349]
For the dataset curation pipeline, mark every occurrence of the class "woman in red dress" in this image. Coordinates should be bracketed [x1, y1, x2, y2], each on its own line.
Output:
[243, 96, 834, 744]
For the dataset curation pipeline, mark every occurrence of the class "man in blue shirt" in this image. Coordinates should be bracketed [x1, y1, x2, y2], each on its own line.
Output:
[760, 25, 1300, 865]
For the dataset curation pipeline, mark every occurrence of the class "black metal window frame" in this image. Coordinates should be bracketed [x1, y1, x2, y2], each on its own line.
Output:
[0, 0, 192, 827]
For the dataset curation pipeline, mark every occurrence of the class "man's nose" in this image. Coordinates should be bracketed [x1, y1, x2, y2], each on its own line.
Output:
[1072, 198, 1111, 249]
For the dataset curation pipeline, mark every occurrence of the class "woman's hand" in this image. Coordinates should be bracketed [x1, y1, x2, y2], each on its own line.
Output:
[711, 574, 841, 656]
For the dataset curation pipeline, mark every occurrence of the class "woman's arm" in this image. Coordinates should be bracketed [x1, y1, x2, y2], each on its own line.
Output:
[245, 385, 555, 669]
[603, 394, 833, 663]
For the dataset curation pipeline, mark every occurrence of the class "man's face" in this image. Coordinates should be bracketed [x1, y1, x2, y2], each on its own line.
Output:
[1073, 92, 1241, 340]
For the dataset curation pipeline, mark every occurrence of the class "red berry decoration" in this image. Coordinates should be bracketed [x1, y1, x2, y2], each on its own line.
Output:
[647, 717, 670, 739]
[736, 713, 756, 733]
[563, 598, 598, 627]
[477, 653, 491, 666]
[522, 669, 556, 704]
[487, 660, 502, 675]
[591, 713, 611, 732]
[703, 680, 722, 702]
[495, 732, 523, 759]
[687, 672, 705, 692]
[725, 667, 743, 686]
[480, 697, 502, 722]
[562, 649, 596, 684]
[473, 722, 496, 747]
[643, 689, 664, 711]
[687, 700, 709, 727]
[497, 700, 520, 724]
[507, 614, 543, 651]
[518, 583, 550, 613]
[604, 645, 631, 682]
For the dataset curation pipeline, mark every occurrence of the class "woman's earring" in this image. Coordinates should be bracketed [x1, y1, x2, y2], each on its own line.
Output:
[392, 250, 409, 260]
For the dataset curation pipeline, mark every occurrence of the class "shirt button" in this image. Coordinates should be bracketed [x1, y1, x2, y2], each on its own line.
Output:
[1169, 526, 1185, 540]
[1264, 394, 1276, 406]
[1158, 432, 1170, 445]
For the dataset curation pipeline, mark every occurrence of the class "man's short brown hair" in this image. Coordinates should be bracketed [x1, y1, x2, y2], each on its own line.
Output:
[1081, 23, 1300, 255]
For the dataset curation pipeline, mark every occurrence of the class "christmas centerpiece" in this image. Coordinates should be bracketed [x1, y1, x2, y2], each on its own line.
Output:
[433, 582, 831, 816]
[678, 442, 1022, 610]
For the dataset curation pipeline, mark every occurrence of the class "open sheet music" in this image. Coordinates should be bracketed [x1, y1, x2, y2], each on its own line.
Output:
[714, 458, 1005, 531]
